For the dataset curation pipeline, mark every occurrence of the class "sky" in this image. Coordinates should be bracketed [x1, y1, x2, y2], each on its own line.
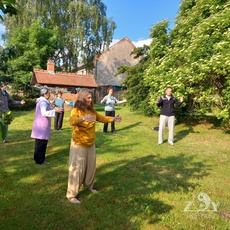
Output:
[103, 0, 182, 47]
[0, 0, 181, 47]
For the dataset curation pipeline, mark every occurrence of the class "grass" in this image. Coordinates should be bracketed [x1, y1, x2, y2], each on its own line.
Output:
[0, 105, 229, 230]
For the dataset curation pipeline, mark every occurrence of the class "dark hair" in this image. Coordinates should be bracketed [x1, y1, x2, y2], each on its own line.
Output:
[57, 91, 62, 95]
[166, 86, 172, 90]
[74, 88, 95, 112]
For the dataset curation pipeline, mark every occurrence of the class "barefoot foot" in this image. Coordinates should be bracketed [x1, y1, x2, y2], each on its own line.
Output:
[68, 197, 81, 204]
[89, 188, 97, 193]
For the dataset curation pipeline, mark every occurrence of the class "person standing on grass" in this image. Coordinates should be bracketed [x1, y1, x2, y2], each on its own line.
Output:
[157, 86, 184, 146]
[53, 91, 70, 130]
[31, 87, 63, 165]
[0, 82, 25, 143]
[100, 86, 127, 133]
[66, 88, 122, 204]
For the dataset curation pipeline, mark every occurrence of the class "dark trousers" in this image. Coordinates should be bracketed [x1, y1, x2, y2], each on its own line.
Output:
[34, 139, 48, 164]
[54, 111, 64, 130]
[103, 110, 115, 133]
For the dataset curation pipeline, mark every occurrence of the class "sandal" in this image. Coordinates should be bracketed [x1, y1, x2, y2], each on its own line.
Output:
[68, 197, 81, 204]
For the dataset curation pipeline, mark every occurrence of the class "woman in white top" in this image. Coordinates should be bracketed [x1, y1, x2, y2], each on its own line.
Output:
[100, 87, 127, 133]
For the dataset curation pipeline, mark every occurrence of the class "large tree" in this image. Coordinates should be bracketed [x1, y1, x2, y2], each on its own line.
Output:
[122, 0, 230, 126]
[0, 0, 18, 20]
[3, 0, 116, 71]
[6, 18, 59, 90]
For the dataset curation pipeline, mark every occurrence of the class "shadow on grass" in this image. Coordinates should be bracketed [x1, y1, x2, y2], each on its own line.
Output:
[75, 153, 209, 229]
[0, 124, 209, 230]
[151, 122, 200, 144]
[95, 121, 142, 134]
[224, 129, 230, 134]
[176, 114, 230, 132]
[174, 124, 200, 143]
[118, 121, 142, 132]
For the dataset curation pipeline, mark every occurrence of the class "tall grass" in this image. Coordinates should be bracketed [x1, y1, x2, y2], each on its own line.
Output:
[0, 105, 229, 230]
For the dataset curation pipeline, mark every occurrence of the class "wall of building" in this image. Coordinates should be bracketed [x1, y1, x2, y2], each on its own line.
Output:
[94, 38, 140, 87]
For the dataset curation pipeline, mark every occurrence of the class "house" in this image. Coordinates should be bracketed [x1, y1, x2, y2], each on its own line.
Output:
[31, 60, 98, 89]
[31, 37, 140, 103]
[31, 60, 98, 108]
[94, 37, 140, 101]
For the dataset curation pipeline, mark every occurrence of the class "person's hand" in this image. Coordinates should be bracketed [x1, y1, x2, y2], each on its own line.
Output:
[157, 97, 160, 103]
[180, 97, 184, 103]
[21, 100, 25, 104]
[0, 100, 3, 105]
[113, 115, 122, 122]
[55, 108, 63, 113]
[123, 98, 127, 103]
[83, 114, 96, 122]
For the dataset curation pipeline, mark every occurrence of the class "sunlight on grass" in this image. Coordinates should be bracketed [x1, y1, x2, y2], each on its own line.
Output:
[0, 106, 229, 230]
[19, 174, 44, 184]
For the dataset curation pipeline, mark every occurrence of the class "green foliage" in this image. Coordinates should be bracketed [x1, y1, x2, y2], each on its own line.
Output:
[9, 94, 36, 111]
[0, 107, 229, 229]
[0, 110, 15, 141]
[121, 0, 230, 126]
[0, 120, 7, 140]
[6, 18, 59, 87]
[117, 45, 156, 116]
[0, 0, 18, 21]
[3, 0, 116, 72]
[122, 68, 154, 116]
[1, 110, 14, 124]
[0, 46, 16, 83]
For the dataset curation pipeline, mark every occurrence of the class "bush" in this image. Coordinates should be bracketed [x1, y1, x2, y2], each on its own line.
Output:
[9, 95, 36, 111]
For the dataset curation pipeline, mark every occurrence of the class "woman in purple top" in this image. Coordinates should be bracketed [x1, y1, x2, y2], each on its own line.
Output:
[31, 87, 63, 165]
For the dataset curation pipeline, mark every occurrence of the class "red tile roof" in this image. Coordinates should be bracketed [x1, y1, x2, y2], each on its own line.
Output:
[31, 69, 98, 88]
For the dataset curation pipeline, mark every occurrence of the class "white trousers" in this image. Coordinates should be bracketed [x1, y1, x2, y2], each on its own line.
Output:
[158, 115, 175, 144]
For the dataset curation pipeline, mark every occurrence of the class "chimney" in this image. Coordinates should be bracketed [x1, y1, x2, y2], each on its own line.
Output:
[47, 59, 55, 74]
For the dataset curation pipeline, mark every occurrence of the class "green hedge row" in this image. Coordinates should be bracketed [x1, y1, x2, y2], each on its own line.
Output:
[9, 95, 36, 111]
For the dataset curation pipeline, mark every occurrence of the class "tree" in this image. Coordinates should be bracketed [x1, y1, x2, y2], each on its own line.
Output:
[121, 0, 230, 126]
[6, 18, 59, 90]
[0, 45, 16, 83]
[0, 0, 18, 20]
[3, 0, 116, 71]
[118, 20, 173, 116]
[170, 0, 230, 124]
[116, 45, 153, 116]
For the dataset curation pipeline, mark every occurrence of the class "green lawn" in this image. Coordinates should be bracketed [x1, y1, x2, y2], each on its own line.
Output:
[0, 105, 229, 230]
